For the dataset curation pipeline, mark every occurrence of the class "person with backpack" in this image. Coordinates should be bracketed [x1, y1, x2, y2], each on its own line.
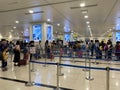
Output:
[2, 46, 8, 71]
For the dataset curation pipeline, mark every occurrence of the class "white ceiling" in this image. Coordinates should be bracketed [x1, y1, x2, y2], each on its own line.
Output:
[0, 0, 120, 37]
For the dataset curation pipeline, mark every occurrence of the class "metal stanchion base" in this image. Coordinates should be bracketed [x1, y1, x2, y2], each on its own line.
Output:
[25, 82, 34, 86]
[82, 68, 90, 72]
[85, 77, 94, 81]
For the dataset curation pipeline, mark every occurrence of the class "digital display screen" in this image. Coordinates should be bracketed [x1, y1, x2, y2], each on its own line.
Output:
[116, 32, 120, 41]
[24, 38, 29, 42]
[32, 24, 42, 40]
[47, 26, 52, 40]
[64, 34, 70, 41]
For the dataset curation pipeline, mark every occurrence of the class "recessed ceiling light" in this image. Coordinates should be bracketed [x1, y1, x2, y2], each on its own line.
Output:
[29, 10, 34, 13]
[13, 26, 16, 29]
[88, 25, 90, 28]
[57, 23, 60, 26]
[47, 19, 51, 22]
[80, 3, 86, 7]
[15, 21, 19, 23]
[86, 21, 90, 24]
[84, 15, 88, 18]
[109, 29, 112, 31]
[11, 30, 13, 32]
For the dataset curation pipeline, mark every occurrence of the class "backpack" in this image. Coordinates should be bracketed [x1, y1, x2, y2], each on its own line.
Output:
[104, 44, 108, 50]
[81, 44, 86, 50]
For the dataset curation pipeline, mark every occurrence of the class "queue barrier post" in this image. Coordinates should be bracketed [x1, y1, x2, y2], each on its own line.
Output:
[31, 54, 36, 72]
[25, 56, 34, 86]
[58, 53, 64, 76]
[106, 67, 110, 90]
[56, 63, 60, 90]
[83, 52, 89, 72]
[43, 53, 48, 67]
[86, 56, 94, 81]
[72, 52, 76, 63]
[31, 63, 36, 72]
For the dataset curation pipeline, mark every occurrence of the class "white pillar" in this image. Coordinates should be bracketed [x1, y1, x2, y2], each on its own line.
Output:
[29, 22, 53, 48]
[112, 30, 116, 45]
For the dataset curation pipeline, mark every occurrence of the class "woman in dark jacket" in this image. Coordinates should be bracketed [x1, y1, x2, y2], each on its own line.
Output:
[13, 41, 20, 66]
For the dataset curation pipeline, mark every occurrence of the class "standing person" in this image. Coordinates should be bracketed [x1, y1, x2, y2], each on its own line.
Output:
[29, 41, 35, 61]
[0, 39, 8, 70]
[2, 46, 8, 71]
[45, 40, 49, 55]
[89, 40, 95, 56]
[94, 40, 100, 59]
[107, 40, 113, 60]
[115, 41, 120, 60]
[13, 41, 21, 66]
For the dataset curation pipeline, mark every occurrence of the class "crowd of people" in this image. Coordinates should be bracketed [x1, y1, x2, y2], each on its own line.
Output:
[0, 39, 120, 72]
[44, 39, 120, 60]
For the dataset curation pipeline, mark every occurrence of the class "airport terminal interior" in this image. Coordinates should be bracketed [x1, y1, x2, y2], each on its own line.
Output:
[0, 0, 120, 90]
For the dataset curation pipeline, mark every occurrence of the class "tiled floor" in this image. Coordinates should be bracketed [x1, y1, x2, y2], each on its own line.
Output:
[0, 54, 120, 90]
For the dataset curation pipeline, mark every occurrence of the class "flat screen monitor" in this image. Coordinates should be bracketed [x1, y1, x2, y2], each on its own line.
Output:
[116, 32, 120, 41]
[32, 24, 42, 41]
[64, 34, 70, 41]
[47, 26, 52, 40]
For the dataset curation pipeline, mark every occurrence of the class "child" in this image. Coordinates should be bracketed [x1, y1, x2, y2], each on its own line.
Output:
[2, 47, 8, 71]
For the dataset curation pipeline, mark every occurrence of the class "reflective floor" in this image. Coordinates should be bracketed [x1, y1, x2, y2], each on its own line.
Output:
[0, 54, 120, 90]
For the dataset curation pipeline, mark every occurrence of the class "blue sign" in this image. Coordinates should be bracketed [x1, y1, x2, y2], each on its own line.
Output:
[116, 32, 120, 41]
[64, 34, 70, 41]
[47, 26, 52, 40]
[33, 24, 42, 40]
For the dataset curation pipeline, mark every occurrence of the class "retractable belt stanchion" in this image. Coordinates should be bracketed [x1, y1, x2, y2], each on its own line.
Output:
[58, 49, 64, 76]
[26, 54, 34, 86]
[43, 53, 47, 67]
[56, 63, 60, 90]
[72, 52, 76, 63]
[83, 51, 89, 72]
[31, 54, 36, 72]
[86, 55, 94, 81]
[106, 67, 110, 90]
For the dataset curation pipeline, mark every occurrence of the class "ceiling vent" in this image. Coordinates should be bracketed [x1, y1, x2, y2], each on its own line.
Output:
[25, 11, 44, 15]
[70, 4, 98, 9]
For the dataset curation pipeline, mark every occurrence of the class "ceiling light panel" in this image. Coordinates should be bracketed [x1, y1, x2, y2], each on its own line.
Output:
[84, 15, 88, 18]
[80, 3, 86, 7]
[29, 10, 34, 13]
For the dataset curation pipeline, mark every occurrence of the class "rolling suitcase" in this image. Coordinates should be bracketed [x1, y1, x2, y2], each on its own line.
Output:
[77, 51, 83, 58]
[18, 53, 28, 66]
[18, 59, 27, 66]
